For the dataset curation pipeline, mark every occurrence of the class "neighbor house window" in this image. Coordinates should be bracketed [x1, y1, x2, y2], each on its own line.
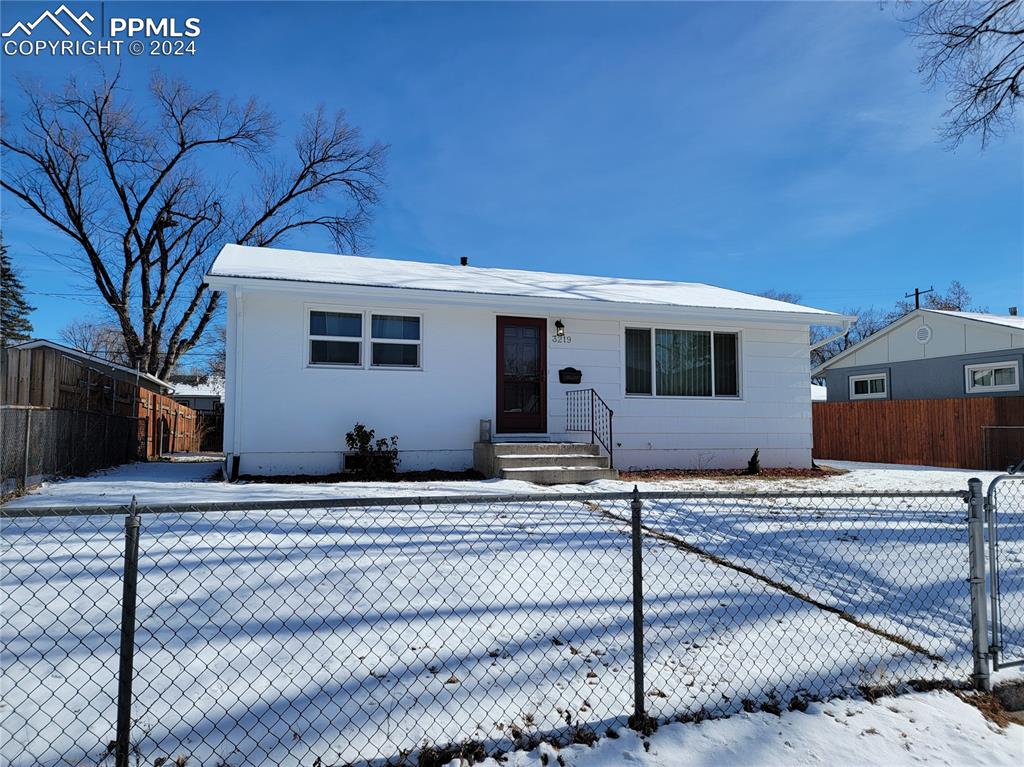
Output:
[371, 314, 421, 368]
[849, 373, 887, 400]
[625, 328, 739, 397]
[965, 361, 1019, 394]
[309, 310, 361, 366]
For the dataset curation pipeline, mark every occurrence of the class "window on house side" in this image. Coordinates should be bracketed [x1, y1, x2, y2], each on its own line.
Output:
[309, 311, 361, 366]
[965, 361, 1019, 394]
[625, 328, 739, 397]
[849, 373, 887, 400]
[625, 328, 652, 395]
[371, 314, 421, 368]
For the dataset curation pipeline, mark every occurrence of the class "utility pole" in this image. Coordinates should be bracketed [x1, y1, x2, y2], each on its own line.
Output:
[905, 286, 934, 309]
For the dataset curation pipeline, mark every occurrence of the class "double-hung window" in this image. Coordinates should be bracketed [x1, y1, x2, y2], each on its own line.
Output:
[849, 373, 887, 400]
[308, 309, 422, 369]
[965, 361, 1019, 394]
[625, 327, 739, 397]
[371, 314, 421, 368]
[309, 311, 362, 366]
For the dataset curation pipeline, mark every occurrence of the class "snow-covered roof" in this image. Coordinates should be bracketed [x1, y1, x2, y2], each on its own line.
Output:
[811, 384, 827, 401]
[207, 244, 842, 319]
[172, 379, 224, 400]
[924, 310, 1024, 331]
[10, 339, 172, 391]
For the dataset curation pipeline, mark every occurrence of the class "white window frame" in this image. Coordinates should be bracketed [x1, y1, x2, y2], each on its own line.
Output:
[369, 313, 423, 370]
[305, 305, 424, 371]
[848, 372, 888, 400]
[964, 360, 1019, 394]
[623, 326, 742, 399]
[308, 309, 363, 368]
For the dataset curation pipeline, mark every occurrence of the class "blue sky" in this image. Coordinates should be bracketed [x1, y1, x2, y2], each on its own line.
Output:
[2, 1, 1021, 367]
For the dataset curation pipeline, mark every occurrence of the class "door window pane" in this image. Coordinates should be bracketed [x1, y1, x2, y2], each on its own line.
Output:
[656, 329, 711, 396]
[625, 329, 652, 395]
[713, 333, 739, 396]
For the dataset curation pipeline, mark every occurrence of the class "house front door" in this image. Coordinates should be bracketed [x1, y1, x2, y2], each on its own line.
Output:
[496, 316, 547, 433]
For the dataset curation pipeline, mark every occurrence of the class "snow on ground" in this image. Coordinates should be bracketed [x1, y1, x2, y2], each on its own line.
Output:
[3, 498, 935, 766]
[484, 690, 1023, 767]
[2, 460, 1022, 766]
[3, 459, 1006, 509]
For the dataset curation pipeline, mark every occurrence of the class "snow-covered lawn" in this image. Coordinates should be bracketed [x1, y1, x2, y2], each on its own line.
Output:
[488, 690, 1023, 767]
[1, 458, 1009, 509]
[2, 460, 1022, 766]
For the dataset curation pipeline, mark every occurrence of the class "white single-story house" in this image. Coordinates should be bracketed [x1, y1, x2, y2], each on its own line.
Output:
[206, 244, 847, 479]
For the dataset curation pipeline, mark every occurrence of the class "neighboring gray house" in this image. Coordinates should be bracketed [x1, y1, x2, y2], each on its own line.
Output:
[813, 309, 1024, 403]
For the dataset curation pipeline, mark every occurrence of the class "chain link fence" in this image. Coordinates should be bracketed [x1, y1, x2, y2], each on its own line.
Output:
[988, 474, 1024, 669]
[2, 486, 1005, 767]
[0, 407, 143, 496]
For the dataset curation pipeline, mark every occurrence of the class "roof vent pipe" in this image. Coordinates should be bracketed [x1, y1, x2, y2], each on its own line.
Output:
[1010, 307, 1018, 316]
[459, 257, 469, 266]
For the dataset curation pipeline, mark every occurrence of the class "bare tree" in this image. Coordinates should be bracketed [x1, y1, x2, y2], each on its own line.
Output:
[206, 325, 226, 378]
[905, 0, 1024, 147]
[59, 318, 131, 365]
[756, 289, 805, 304]
[1, 73, 386, 378]
[811, 306, 888, 372]
[885, 279, 983, 321]
[759, 289, 888, 371]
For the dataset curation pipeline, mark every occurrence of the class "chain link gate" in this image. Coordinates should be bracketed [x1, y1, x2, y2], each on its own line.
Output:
[986, 473, 1024, 670]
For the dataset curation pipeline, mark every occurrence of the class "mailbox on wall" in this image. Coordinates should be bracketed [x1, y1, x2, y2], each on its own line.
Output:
[558, 367, 582, 385]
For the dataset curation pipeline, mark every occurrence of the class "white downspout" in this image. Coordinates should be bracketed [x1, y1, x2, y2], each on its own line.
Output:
[230, 285, 244, 465]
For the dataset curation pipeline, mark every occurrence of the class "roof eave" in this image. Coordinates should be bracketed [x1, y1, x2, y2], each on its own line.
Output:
[205, 273, 847, 326]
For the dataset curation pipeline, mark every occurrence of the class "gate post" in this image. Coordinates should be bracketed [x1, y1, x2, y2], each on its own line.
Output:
[115, 497, 142, 767]
[629, 486, 647, 729]
[966, 478, 991, 692]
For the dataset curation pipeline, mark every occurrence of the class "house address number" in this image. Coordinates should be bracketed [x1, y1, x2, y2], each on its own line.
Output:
[551, 335, 572, 344]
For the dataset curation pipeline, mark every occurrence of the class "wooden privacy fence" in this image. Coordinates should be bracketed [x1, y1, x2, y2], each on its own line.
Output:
[812, 396, 1024, 470]
[2, 345, 139, 415]
[136, 391, 201, 458]
[0, 345, 211, 495]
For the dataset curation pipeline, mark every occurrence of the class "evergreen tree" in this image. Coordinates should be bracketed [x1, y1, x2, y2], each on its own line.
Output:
[0, 238, 35, 346]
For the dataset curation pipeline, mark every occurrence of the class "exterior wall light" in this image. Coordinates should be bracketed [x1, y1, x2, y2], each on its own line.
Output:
[555, 319, 565, 337]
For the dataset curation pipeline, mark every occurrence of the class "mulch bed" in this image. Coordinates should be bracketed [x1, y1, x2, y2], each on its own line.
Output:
[238, 469, 486, 484]
[619, 464, 847, 481]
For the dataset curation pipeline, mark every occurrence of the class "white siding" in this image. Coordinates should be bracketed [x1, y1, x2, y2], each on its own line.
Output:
[227, 287, 814, 474]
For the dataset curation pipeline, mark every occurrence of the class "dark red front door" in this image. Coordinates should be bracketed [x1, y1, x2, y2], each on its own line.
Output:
[496, 316, 546, 433]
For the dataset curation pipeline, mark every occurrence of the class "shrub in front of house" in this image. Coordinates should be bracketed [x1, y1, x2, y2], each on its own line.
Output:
[345, 423, 400, 480]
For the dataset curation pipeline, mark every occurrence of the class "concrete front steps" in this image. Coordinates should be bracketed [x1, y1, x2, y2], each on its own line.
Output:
[473, 441, 617, 484]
